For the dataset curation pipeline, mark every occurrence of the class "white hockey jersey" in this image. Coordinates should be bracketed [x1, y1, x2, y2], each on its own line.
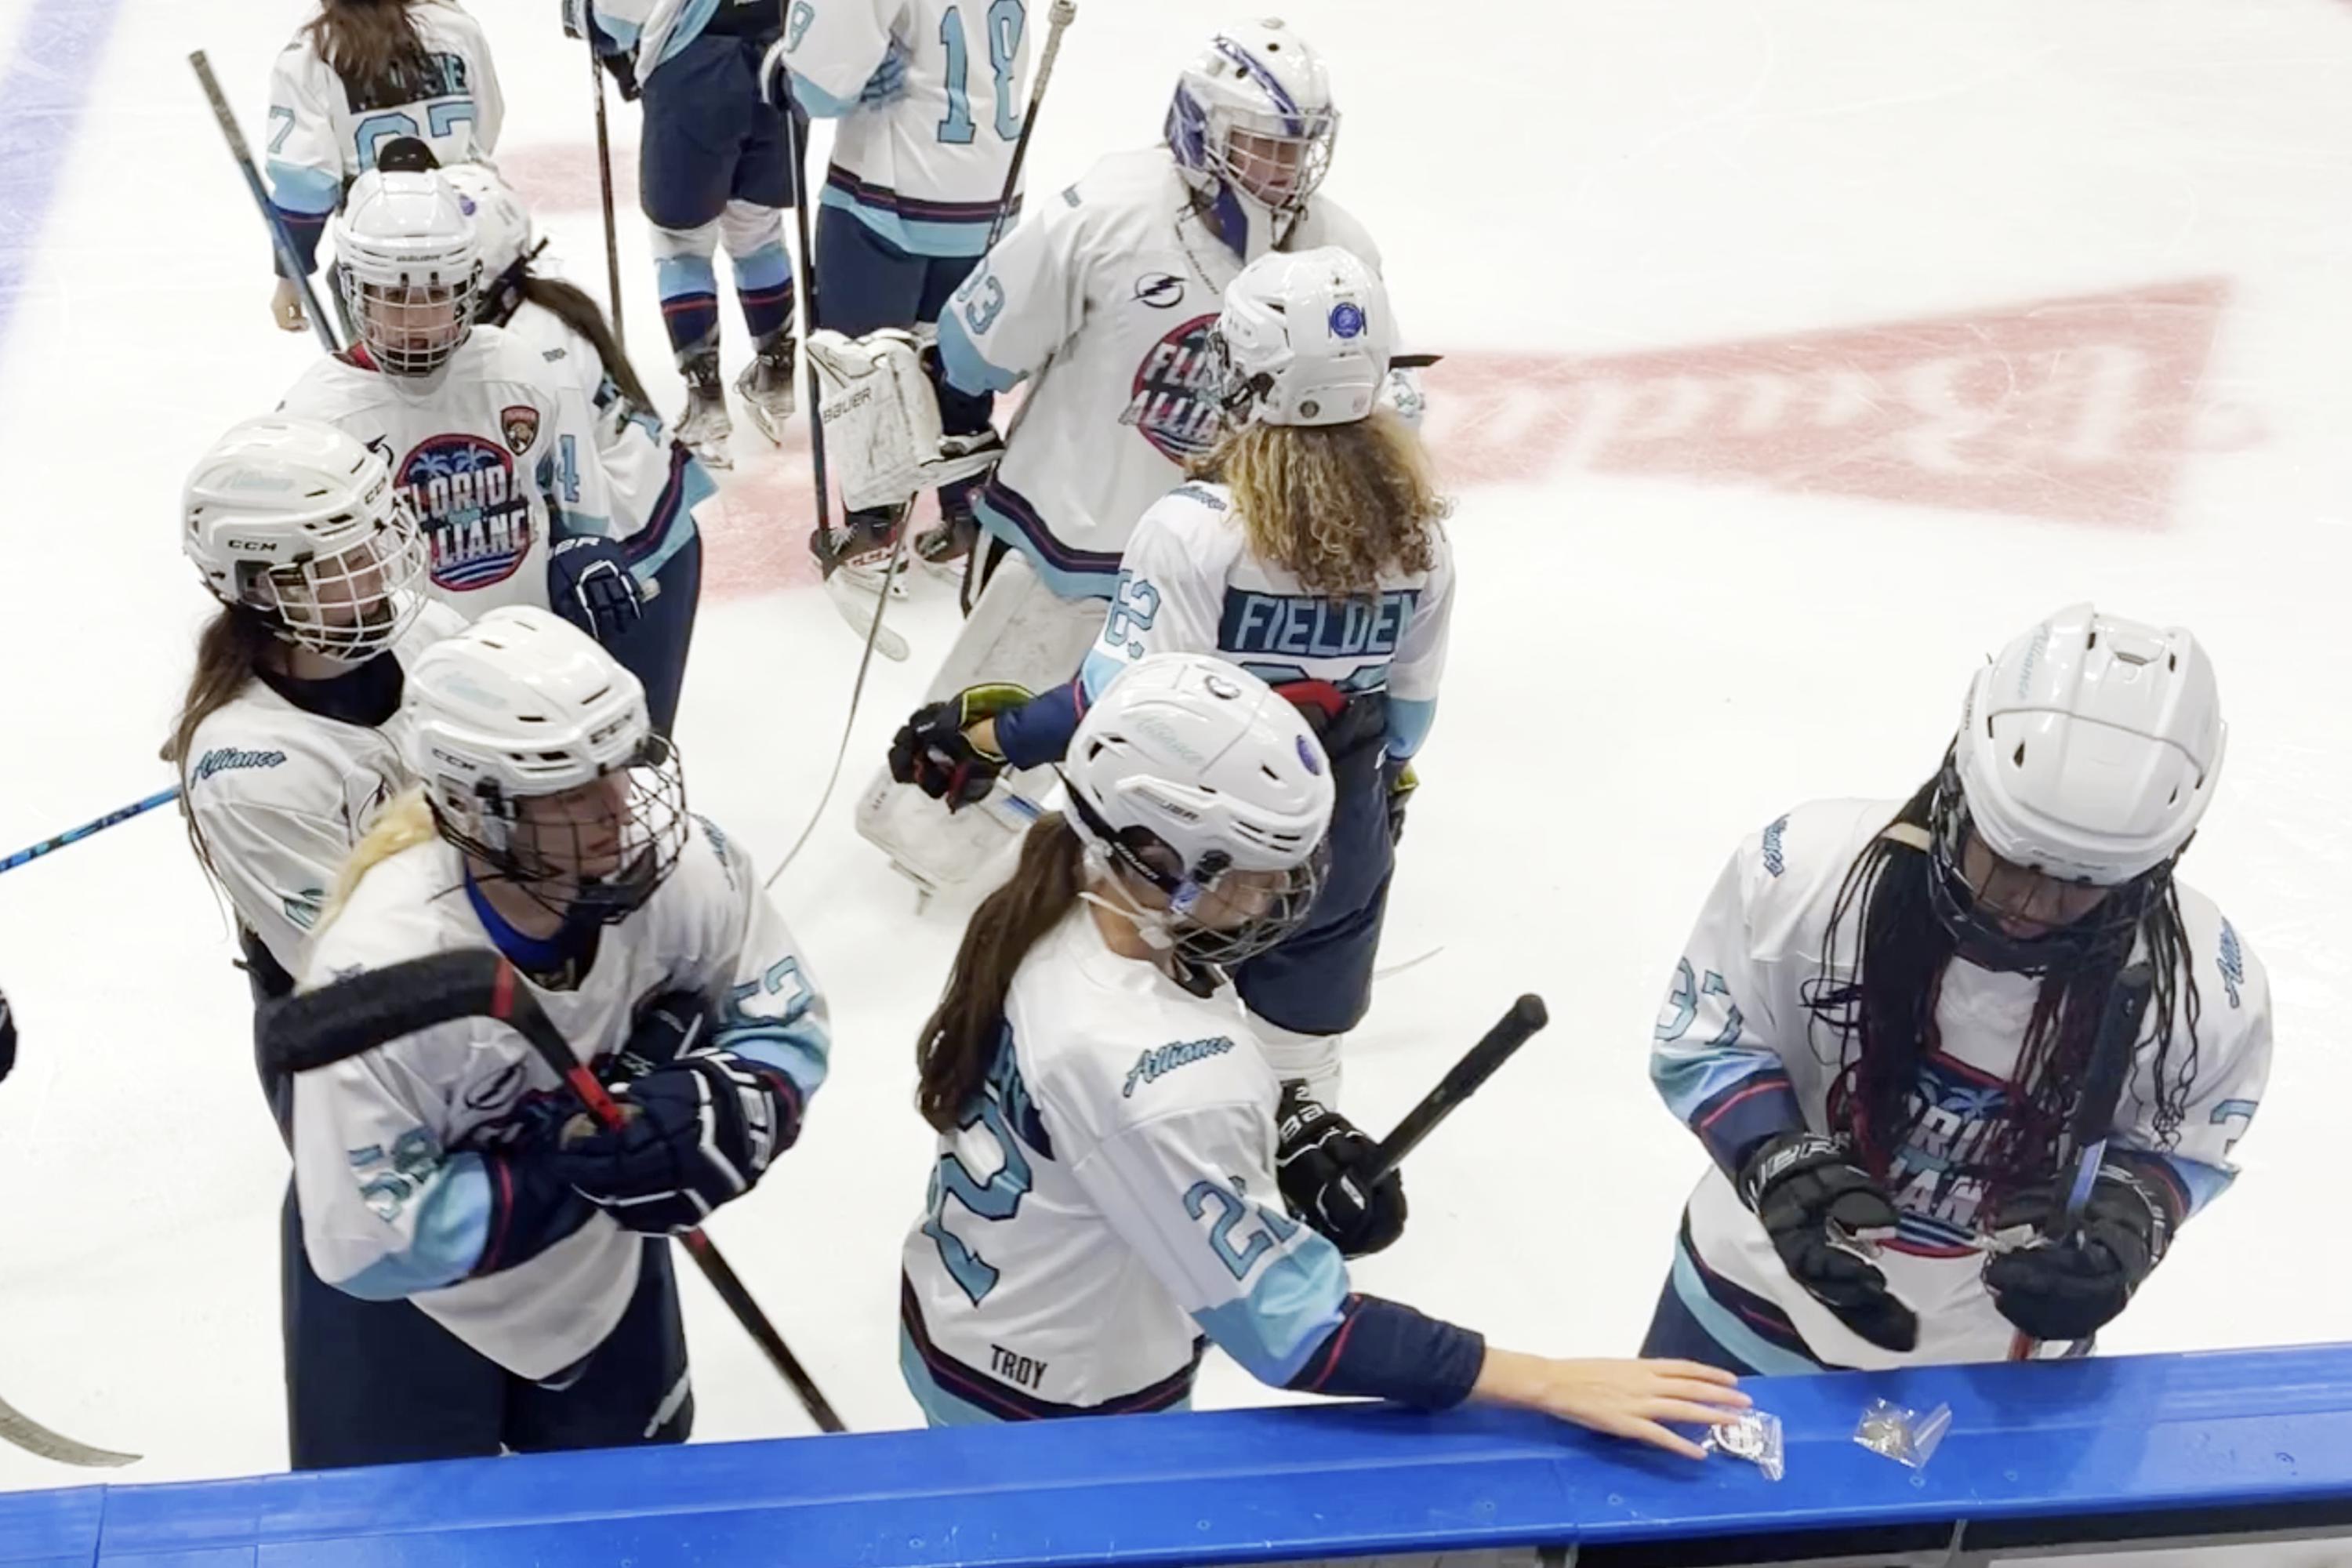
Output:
[265, 2, 503, 222]
[1651, 797, 2272, 1370]
[180, 602, 464, 975]
[1078, 481, 1454, 757]
[499, 298, 713, 583]
[294, 812, 829, 1378]
[935, 147, 1382, 598]
[901, 904, 1353, 1417]
[777, 0, 1029, 257]
[280, 328, 615, 619]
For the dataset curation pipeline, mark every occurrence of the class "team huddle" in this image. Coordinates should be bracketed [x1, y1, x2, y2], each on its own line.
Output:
[20, 0, 2270, 1477]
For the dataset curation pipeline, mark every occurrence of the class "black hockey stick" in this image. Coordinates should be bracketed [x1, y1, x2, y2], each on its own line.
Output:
[2008, 960, 2154, 1362]
[588, 38, 625, 339]
[1359, 994, 1548, 1189]
[190, 50, 340, 355]
[262, 950, 848, 1433]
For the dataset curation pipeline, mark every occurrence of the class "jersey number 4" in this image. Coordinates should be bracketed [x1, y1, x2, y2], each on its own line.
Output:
[938, 0, 1025, 144]
[921, 1088, 1032, 1305]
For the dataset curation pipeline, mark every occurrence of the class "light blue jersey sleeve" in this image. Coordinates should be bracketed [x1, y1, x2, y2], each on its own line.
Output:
[1079, 488, 1232, 701]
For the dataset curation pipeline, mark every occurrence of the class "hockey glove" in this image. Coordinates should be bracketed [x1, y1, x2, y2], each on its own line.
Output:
[858, 38, 911, 106]
[1983, 1162, 2175, 1343]
[1737, 1130, 1919, 1352]
[0, 985, 15, 1084]
[545, 995, 802, 1234]
[891, 684, 1033, 809]
[549, 535, 645, 645]
[1276, 1083, 1407, 1258]
[1386, 760, 1418, 846]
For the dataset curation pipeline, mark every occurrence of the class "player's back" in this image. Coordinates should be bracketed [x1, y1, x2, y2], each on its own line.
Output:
[901, 902, 1279, 1415]
[270, 2, 499, 197]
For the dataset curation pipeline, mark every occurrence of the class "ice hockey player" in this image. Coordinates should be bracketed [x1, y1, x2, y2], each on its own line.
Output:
[901, 652, 1748, 1451]
[285, 606, 829, 1466]
[757, 0, 1030, 604]
[579, 0, 800, 468]
[263, 0, 503, 336]
[165, 416, 459, 1065]
[441, 161, 712, 734]
[1646, 606, 2271, 1372]
[808, 19, 1417, 892]
[890, 248, 1448, 1105]
[277, 169, 686, 725]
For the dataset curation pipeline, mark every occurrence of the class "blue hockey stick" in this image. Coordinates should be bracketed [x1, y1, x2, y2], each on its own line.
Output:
[0, 788, 180, 877]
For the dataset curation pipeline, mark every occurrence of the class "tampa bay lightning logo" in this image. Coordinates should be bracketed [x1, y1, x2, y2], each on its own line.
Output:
[397, 433, 532, 592]
[1133, 272, 1185, 309]
[1120, 313, 1224, 462]
[1328, 301, 1367, 339]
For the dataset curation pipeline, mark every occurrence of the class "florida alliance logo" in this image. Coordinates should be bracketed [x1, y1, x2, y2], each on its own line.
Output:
[392, 433, 533, 591]
[1120, 312, 1223, 463]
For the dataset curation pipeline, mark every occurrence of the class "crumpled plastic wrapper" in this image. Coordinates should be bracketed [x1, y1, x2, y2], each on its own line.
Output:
[1704, 1408, 1784, 1480]
[1853, 1397, 1951, 1470]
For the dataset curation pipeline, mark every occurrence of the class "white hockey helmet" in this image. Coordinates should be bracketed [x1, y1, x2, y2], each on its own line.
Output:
[439, 162, 539, 325]
[1214, 245, 1393, 427]
[182, 415, 430, 663]
[332, 169, 481, 377]
[406, 607, 688, 924]
[1165, 19, 1340, 262]
[1062, 652, 1334, 967]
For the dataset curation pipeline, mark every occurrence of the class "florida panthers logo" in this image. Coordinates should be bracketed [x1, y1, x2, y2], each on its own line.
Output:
[1120, 312, 1224, 462]
[397, 433, 532, 592]
[500, 404, 539, 455]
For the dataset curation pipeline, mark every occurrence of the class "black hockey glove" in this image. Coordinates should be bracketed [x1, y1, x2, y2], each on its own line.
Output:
[889, 684, 1031, 809]
[0, 984, 15, 1085]
[1983, 1162, 2175, 1344]
[1275, 1083, 1406, 1258]
[544, 994, 801, 1234]
[1737, 1130, 1919, 1352]
[549, 535, 645, 644]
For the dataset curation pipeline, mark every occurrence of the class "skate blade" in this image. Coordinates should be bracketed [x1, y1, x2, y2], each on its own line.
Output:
[824, 572, 908, 661]
[685, 438, 733, 472]
[741, 397, 794, 448]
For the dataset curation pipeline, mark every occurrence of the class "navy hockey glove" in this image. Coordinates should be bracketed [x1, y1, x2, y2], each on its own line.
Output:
[1984, 1162, 2175, 1343]
[1276, 1083, 1407, 1258]
[0, 985, 15, 1084]
[890, 684, 1032, 809]
[1737, 1130, 1919, 1352]
[857, 38, 910, 106]
[549, 535, 645, 646]
[1386, 760, 1418, 846]
[545, 996, 803, 1234]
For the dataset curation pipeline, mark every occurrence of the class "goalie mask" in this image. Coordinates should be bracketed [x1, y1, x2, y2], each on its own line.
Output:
[182, 416, 430, 663]
[406, 607, 688, 925]
[1060, 653, 1334, 971]
[1165, 19, 1340, 262]
[333, 169, 481, 377]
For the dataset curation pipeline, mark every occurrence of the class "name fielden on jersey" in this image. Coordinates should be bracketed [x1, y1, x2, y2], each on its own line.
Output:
[382, 432, 533, 591]
[1121, 312, 1224, 463]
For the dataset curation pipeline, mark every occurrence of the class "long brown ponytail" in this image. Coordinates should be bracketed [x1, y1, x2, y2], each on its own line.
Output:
[161, 605, 278, 881]
[306, 0, 435, 110]
[915, 815, 1087, 1130]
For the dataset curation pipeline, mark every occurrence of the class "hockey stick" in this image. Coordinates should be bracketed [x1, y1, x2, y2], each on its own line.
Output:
[2005, 961, 2154, 1362]
[1359, 994, 1548, 1189]
[260, 950, 848, 1434]
[589, 40, 624, 339]
[0, 1392, 137, 1469]
[190, 51, 340, 355]
[0, 786, 180, 877]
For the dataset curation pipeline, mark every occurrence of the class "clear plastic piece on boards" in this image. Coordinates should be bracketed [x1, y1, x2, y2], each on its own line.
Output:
[1704, 1408, 1785, 1480]
[1853, 1397, 1952, 1470]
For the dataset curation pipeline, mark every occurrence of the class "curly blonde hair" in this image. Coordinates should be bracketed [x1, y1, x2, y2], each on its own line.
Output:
[1196, 409, 1450, 600]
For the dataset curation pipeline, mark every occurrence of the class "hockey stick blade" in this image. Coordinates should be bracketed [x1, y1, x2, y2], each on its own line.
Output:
[260, 949, 506, 1074]
[1361, 994, 1548, 1188]
[0, 1392, 137, 1468]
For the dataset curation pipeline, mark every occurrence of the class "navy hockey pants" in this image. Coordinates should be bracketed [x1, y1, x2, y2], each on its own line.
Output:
[638, 34, 800, 230]
[280, 1186, 692, 1468]
[812, 210, 993, 439]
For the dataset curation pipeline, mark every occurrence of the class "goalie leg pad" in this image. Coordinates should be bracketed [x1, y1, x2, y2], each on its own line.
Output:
[855, 553, 1106, 894]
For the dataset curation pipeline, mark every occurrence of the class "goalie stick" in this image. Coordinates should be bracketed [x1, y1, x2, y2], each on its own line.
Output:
[1359, 993, 1548, 1189]
[0, 1392, 137, 1468]
[260, 950, 848, 1434]
[189, 51, 340, 355]
[2007, 960, 2154, 1362]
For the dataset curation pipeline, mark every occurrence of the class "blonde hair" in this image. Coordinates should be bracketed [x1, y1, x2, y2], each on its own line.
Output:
[315, 786, 439, 936]
[1197, 408, 1450, 600]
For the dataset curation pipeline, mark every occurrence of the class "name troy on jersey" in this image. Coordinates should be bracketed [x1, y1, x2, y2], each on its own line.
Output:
[1121, 314, 1224, 462]
[384, 434, 532, 591]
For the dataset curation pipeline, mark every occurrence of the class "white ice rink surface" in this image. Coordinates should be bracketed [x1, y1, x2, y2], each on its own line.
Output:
[0, 0, 2348, 1494]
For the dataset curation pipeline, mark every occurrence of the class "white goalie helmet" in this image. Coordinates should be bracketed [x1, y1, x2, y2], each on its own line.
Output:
[1951, 604, 2224, 886]
[1214, 245, 1393, 427]
[438, 162, 538, 322]
[1062, 652, 1334, 967]
[332, 168, 481, 376]
[406, 607, 689, 923]
[1165, 19, 1339, 261]
[182, 416, 430, 663]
